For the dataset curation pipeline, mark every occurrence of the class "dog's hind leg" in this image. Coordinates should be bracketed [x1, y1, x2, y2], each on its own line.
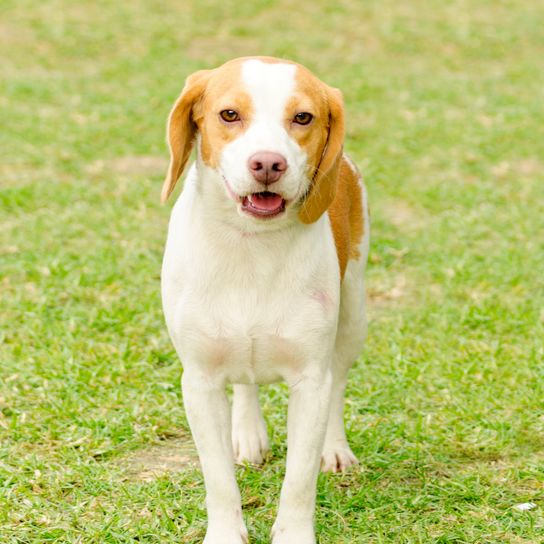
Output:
[321, 256, 367, 473]
[321, 355, 362, 473]
[232, 384, 269, 465]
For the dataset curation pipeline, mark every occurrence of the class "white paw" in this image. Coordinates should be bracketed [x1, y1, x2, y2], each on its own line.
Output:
[272, 521, 315, 544]
[232, 415, 269, 465]
[321, 441, 359, 473]
[204, 522, 248, 544]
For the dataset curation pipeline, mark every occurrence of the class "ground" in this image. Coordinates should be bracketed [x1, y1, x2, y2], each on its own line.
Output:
[1, 0, 543, 542]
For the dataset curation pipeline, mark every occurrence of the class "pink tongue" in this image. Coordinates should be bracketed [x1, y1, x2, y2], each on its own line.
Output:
[250, 193, 283, 211]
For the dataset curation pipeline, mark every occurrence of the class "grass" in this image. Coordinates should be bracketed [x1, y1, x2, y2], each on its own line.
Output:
[1, 0, 543, 542]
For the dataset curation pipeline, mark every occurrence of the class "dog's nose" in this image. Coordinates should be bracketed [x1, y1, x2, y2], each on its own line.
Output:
[248, 152, 288, 185]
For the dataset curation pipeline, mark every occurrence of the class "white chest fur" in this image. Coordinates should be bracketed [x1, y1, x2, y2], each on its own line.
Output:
[161, 166, 341, 386]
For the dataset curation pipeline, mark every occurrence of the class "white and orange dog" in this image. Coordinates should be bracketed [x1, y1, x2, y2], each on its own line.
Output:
[161, 56, 369, 544]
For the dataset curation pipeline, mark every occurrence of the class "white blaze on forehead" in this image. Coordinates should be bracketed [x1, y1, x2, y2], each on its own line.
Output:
[241, 60, 297, 121]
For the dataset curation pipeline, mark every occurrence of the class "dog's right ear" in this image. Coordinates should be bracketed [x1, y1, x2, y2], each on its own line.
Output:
[161, 69, 213, 203]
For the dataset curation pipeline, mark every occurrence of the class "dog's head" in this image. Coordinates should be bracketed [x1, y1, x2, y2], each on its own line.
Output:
[162, 57, 344, 225]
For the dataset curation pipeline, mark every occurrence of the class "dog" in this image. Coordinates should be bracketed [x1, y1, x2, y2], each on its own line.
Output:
[160, 56, 369, 544]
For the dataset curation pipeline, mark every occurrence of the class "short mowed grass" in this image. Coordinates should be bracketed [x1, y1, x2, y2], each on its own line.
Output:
[1, 0, 543, 542]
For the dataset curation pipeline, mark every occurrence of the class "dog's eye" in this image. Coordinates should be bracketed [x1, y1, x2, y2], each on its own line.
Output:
[293, 112, 313, 125]
[220, 109, 240, 123]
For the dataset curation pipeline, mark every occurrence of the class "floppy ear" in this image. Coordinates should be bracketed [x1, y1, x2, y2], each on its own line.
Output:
[298, 86, 345, 224]
[161, 70, 213, 203]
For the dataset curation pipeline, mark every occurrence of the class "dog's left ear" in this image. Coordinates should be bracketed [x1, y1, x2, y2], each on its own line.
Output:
[161, 69, 213, 203]
[298, 86, 345, 224]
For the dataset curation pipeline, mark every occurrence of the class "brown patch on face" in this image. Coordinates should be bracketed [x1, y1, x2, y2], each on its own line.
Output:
[288, 67, 345, 224]
[161, 59, 256, 202]
[284, 101, 328, 179]
[285, 68, 330, 179]
[195, 61, 254, 169]
[327, 157, 365, 278]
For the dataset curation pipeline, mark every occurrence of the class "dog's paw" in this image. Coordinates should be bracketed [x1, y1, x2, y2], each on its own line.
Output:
[321, 441, 358, 473]
[232, 414, 269, 465]
[204, 522, 248, 544]
[271, 521, 315, 544]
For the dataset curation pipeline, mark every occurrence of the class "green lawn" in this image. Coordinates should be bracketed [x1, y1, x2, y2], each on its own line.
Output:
[1, 0, 543, 542]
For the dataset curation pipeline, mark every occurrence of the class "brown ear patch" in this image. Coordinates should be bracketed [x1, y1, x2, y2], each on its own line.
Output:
[327, 157, 365, 279]
[161, 69, 213, 203]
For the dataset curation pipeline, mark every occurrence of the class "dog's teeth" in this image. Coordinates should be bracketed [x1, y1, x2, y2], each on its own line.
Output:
[248, 194, 254, 204]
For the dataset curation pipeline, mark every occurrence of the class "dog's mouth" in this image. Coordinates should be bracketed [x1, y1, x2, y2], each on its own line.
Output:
[241, 191, 286, 218]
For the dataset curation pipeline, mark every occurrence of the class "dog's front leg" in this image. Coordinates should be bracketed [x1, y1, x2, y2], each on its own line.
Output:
[272, 369, 332, 544]
[182, 370, 248, 544]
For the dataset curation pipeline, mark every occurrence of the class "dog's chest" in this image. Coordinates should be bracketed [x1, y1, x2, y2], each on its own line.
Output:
[162, 204, 340, 384]
[172, 285, 331, 383]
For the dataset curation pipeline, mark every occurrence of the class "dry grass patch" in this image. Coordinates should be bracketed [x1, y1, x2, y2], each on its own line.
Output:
[118, 437, 198, 482]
